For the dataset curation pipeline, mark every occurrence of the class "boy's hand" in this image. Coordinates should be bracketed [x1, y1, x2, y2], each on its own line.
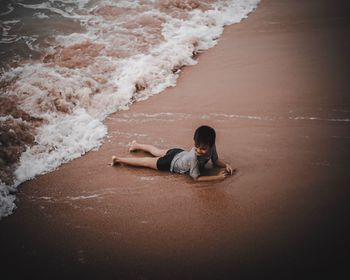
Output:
[218, 170, 230, 180]
[225, 164, 234, 175]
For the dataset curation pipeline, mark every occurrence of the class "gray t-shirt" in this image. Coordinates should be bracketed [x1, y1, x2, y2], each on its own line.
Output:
[170, 144, 219, 179]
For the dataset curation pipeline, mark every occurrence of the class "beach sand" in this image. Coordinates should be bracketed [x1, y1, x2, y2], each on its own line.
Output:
[1, 0, 350, 279]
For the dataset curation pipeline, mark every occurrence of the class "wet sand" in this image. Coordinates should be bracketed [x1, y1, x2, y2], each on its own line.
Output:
[1, 0, 350, 279]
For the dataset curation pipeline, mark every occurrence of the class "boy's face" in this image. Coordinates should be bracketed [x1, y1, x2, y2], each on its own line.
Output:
[194, 142, 210, 157]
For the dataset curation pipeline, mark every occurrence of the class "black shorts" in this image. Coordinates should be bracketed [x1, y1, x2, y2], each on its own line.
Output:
[156, 148, 184, 171]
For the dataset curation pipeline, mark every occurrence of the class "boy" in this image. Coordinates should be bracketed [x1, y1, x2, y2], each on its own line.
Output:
[111, 125, 235, 182]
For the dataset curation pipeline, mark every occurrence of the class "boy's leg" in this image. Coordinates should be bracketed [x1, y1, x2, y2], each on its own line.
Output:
[129, 140, 167, 157]
[112, 156, 159, 170]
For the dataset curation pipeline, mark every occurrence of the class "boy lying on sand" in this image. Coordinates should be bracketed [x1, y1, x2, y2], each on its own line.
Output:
[111, 125, 236, 182]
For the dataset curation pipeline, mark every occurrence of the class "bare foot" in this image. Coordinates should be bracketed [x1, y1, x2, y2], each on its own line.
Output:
[111, 156, 119, 166]
[129, 140, 138, 152]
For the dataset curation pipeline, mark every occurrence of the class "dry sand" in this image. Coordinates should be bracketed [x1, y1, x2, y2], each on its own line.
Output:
[1, 0, 350, 279]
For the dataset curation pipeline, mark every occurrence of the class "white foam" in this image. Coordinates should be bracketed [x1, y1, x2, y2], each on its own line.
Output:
[0, 182, 17, 219]
[33, 12, 50, 19]
[210, 113, 272, 121]
[14, 108, 107, 184]
[67, 194, 101, 200]
[1, 20, 20, 40]
[17, 2, 84, 19]
[0, 3, 14, 16]
[140, 177, 155, 181]
[0, 115, 18, 123]
[290, 116, 350, 122]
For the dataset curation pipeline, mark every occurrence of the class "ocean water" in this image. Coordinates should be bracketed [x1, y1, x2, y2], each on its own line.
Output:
[0, 0, 260, 219]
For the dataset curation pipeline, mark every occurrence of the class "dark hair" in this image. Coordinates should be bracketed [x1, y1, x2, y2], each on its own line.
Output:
[193, 125, 216, 147]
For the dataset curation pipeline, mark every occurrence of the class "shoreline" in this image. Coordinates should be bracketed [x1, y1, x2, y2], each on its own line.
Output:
[1, 0, 350, 279]
[0, 0, 260, 213]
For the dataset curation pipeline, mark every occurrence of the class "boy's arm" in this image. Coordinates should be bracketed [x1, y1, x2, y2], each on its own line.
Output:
[213, 157, 234, 175]
[194, 171, 229, 182]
